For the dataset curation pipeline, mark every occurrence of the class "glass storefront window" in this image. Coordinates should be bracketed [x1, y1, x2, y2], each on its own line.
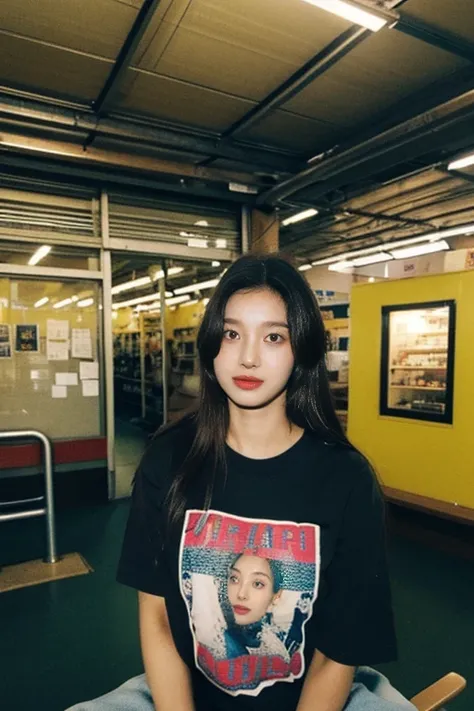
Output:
[0, 276, 103, 439]
[380, 301, 456, 424]
[0, 242, 100, 271]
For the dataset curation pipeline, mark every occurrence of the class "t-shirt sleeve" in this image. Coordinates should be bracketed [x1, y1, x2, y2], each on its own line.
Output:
[116, 445, 170, 597]
[313, 458, 398, 666]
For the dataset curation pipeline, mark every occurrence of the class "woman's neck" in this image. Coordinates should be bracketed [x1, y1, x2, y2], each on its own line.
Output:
[226, 393, 304, 459]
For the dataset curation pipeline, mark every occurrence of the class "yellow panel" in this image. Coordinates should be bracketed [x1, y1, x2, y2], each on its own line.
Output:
[0, 34, 112, 102]
[286, 30, 467, 126]
[348, 271, 474, 510]
[406, 0, 474, 44]
[0, 0, 138, 59]
[119, 69, 255, 131]
[244, 110, 337, 152]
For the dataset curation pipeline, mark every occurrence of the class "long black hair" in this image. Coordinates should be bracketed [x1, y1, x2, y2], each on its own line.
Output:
[166, 253, 352, 523]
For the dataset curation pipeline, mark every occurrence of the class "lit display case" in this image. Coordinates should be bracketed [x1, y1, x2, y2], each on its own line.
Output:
[380, 300, 456, 424]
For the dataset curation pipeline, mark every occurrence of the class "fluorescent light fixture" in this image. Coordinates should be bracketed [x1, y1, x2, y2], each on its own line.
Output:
[212, 261, 221, 267]
[282, 208, 318, 227]
[188, 238, 208, 249]
[53, 297, 73, 309]
[77, 298, 94, 307]
[113, 291, 174, 309]
[194, 220, 209, 227]
[448, 152, 474, 171]
[298, 264, 312, 272]
[390, 240, 450, 260]
[203, 298, 210, 306]
[351, 252, 393, 267]
[216, 239, 227, 249]
[135, 295, 191, 312]
[181, 299, 199, 307]
[28, 245, 51, 266]
[111, 267, 184, 295]
[34, 297, 49, 308]
[174, 278, 219, 296]
[312, 223, 474, 266]
[328, 261, 354, 272]
[302, 0, 391, 32]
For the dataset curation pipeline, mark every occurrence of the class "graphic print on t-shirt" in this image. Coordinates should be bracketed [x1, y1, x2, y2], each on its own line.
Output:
[179, 510, 320, 696]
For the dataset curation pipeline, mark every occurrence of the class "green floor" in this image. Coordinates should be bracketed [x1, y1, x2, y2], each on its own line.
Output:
[1, 503, 472, 711]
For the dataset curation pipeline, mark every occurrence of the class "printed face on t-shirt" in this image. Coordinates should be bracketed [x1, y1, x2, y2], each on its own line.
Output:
[227, 554, 282, 626]
[213, 288, 295, 408]
[179, 510, 320, 697]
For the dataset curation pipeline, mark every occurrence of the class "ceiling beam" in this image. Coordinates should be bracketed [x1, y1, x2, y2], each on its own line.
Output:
[222, 26, 369, 139]
[258, 84, 474, 205]
[0, 131, 261, 187]
[395, 15, 474, 63]
[0, 93, 299, 173]
[93, 0, 162, 117]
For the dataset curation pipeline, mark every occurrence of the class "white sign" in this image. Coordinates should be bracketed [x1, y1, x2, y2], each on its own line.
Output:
[47, 319, 69, 341]
[47, 340, 69, 361]
[80, 361, 99, 380]
[51, 385, 67, 399]
[72, 328, 92, 359]
[82, 379, 99, 397]
[56, 372, 78, 386]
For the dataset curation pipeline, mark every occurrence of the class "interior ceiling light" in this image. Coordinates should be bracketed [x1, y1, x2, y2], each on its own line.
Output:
[194, 220, 209, 227]
[174, 278, 220, 296]
[282, 208, 318, 227]
[135, 295, 191, 312]
[77, 298, 94, 307]
[298, 264, 312, 272]
[111, 267, 184, 296]
[53, 297, 74, 309]
[301, 0, 394, 32]
[188, 237, 208, 249]
[212, 261, 221, 267]
[312, 223, 474, 266]
[328, 261, 354, 272]
[390, 240, 450, 260]
[351, 252, 393, 267]
[28, 244, 51, 266]
[113, 291, 173, 309]
[34, 297, 49, 308]
[448, 151, 474, 171]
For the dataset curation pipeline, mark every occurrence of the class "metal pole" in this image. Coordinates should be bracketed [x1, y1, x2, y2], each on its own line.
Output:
[160, 261, 168, 425]
[0, 430, 58, 563]
[139, 312, 146, 420]
[241, 205, 250, 254]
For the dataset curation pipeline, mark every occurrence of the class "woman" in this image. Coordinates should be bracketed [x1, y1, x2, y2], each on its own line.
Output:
[68, 254, 415, 710]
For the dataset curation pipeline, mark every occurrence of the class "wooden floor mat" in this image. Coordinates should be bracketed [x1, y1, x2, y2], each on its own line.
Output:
[0, 552, 93, 593]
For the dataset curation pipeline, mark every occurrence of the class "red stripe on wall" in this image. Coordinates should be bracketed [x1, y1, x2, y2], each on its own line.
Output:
[0, 437, 107, 469]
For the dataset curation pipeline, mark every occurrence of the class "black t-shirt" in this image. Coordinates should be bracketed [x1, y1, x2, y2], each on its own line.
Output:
[117, 420, 397, 711]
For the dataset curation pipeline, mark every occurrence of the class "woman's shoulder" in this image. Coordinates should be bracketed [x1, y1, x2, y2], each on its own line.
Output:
[139, 413, 197, 484]
[305, 430, 376, 490]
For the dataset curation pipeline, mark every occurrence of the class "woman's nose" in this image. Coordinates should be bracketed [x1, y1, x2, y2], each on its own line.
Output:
[237, 584, 249, 600]
[240, 338, 260, 369]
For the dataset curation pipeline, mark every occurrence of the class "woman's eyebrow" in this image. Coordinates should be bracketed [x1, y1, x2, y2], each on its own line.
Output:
[230, 566, 271, 581]
[224, 318, 289, 329]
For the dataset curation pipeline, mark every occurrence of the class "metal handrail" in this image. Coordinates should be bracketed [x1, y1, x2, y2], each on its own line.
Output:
[0, 430, 58, 563]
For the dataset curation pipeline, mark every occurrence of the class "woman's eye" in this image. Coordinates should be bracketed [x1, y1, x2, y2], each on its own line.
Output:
[265, 333, 284, 344]
[253, 580, 265, 589]
[229, 574, 239, 584]
[223, 329, 239, 340]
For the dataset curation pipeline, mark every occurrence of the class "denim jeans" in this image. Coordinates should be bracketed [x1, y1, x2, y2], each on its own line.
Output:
[66, 667, 419, 710]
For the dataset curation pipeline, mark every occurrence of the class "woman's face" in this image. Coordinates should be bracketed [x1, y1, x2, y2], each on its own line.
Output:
[213, 288, 294, 408]
[227, 555, 281, 626]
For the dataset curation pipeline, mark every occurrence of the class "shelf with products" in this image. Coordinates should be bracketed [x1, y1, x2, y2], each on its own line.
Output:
[380, 300, 456, 424]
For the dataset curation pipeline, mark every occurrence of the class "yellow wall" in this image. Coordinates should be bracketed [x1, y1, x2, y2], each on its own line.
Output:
[348, 270, 474, 510]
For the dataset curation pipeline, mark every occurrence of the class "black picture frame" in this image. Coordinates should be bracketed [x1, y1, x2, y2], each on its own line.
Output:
[380, 300, 456, 424]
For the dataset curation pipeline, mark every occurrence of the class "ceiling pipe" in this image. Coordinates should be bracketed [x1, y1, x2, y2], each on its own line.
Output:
[258, 87, 474, 206]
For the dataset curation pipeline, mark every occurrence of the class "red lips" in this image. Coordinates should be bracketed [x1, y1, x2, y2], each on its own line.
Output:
[233, 605, 251, 615]
[232, 376, 264, 390]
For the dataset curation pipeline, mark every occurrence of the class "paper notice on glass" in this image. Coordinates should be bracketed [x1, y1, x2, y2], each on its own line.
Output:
[47, 339, 69, 361]
[80, 361, 99, 380]
[56, 372, 78, 386]
[52, 385, 67, 399]
[72, 328, 92, 359]
[47, 319, 69, 341]
[82, 379, 99, 397]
